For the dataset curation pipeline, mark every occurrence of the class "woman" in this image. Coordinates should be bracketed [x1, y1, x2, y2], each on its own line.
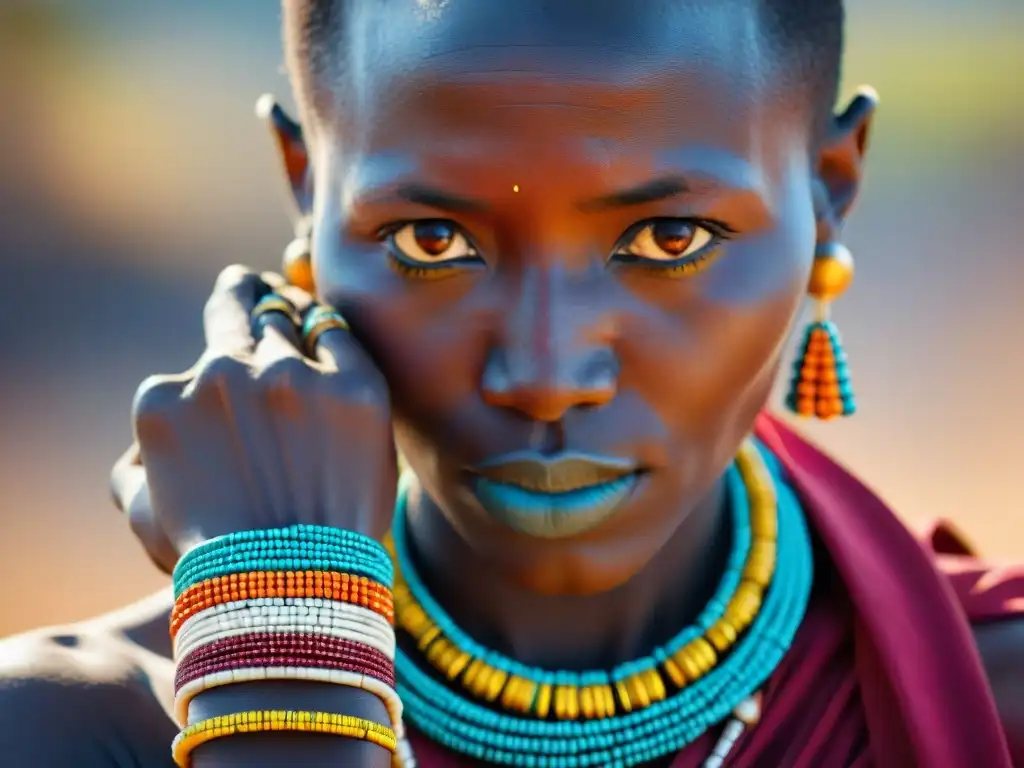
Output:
[1, 0, 1022, 766]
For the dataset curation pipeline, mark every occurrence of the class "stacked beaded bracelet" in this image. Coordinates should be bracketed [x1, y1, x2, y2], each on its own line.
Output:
[170, 525, 406, 767]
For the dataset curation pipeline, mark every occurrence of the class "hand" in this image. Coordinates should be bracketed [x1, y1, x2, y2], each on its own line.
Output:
[111, 265, 398, 569]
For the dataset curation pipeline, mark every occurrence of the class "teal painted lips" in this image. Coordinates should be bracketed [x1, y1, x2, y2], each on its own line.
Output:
[468, 452, 643, 539]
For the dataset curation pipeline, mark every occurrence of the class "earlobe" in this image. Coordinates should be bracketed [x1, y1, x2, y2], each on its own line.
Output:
[816, 85, 879, 227]
[255, 93, 314, 227]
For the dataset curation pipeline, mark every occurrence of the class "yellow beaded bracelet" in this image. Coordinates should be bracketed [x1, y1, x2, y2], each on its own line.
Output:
[171, 709, 397, 766]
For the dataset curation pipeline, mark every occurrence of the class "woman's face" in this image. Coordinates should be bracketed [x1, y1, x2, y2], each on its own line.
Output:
[306, 0, 829, 595]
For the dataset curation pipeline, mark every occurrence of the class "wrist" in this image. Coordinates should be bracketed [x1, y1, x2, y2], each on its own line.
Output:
[169, 525, 403, 767]
[187, 681, 393, 768]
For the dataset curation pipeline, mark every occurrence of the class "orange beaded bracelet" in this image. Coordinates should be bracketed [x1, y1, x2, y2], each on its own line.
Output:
[171, 570, 394, 638]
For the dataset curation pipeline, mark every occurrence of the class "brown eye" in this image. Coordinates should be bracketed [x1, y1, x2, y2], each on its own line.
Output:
[617, 219, 714, 262]
[413, 221, 455, 255]
[391, 220, 477, 263]
[652, 220, 696, 256]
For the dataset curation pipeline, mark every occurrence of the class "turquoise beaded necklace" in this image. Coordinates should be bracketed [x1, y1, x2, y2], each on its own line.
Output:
[392, 462, 753, 689]
[392, 440, 814, 767]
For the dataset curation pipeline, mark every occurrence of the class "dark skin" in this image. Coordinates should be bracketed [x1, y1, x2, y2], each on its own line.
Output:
[2, 0, 1023, 765]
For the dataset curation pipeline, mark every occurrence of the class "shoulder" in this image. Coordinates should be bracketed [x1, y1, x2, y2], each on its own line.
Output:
[974, 619, 1024, 764]
[0, 622, 176, 767]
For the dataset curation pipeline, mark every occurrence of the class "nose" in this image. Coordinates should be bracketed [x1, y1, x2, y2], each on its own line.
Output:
[481, 266, 618, 422]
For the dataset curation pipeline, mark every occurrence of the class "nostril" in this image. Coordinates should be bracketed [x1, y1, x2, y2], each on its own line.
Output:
[576, 396, 607, 412]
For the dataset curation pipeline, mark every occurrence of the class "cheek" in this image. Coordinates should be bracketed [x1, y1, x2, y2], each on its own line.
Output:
[314, 232, 491, 418]
[621, 215, 813, 434]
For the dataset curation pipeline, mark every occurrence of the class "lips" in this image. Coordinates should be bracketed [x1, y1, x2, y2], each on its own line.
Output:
[466, 452, 644, 539]
[472, 453, 638, 493]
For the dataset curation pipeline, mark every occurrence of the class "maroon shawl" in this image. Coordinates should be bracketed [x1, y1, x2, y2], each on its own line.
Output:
[406, 413, 1022, 766]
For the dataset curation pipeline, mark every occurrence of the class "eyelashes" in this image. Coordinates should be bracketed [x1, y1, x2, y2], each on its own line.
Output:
[378, 217, 731, 279]
[609, 218, 729, 278]
[379, 220, 482, 279]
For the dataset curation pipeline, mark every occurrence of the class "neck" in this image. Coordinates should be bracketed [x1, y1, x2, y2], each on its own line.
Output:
[405, 477, 731, 670]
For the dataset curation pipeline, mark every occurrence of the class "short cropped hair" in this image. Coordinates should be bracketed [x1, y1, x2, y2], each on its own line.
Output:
[284, 0, 844, 136]
[758, 0, 845, 135]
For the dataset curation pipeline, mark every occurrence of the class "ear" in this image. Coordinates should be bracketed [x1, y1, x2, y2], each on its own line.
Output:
[256, 93, 313, 230]
[815, 86, 879, 236]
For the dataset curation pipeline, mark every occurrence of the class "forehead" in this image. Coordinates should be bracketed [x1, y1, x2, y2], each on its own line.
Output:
[307, 0, 803, 188]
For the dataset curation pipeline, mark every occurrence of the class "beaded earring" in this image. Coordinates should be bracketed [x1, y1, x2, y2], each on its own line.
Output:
[283, 218, 315, 294]
[785, 241, 856, 420]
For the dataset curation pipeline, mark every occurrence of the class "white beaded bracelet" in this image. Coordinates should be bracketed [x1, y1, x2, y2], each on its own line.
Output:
[175, 602, 394, 659]
[174, 596, 392, 642]
[174, 601, 395, 661]
[175, 619, 396, 663]
[174, 618, 393, 663]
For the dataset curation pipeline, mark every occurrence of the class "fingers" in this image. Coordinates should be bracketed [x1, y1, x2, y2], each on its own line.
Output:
[276, 283, 315, 315]
[269, 283, 316, 349]
[110, 442, 143, 513]
[110, 443, 178, 574]
[203, 267, 307, 353]
[204, 266, 270, 356]
[251, 292, 354, 375]
[301, 305, 359, 371]
[252, 320, 306, 375]
[250, 286, 319, 373]
[251, 293, 303, 352]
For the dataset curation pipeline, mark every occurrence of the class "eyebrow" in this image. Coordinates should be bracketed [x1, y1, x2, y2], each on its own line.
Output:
[579, 176, 693, 211]
[359, 164, 761, 216]
[392, 183, 489, 213]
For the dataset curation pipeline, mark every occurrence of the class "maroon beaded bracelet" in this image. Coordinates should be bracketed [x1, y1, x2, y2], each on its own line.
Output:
[175, 632, 395, 692]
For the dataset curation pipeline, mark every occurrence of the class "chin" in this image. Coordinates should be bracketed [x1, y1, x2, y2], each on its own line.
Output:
[405, 455, 694, 596]
[469, 492, 681, 597]
[494, 534, 659, 597]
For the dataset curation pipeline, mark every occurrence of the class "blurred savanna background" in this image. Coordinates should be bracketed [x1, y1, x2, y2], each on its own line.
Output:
[0, 0, 1021, 637]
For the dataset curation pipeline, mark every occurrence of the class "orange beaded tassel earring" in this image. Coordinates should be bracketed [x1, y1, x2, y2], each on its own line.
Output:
[283, 218, 316, 294]
[785, 241, 856, 420]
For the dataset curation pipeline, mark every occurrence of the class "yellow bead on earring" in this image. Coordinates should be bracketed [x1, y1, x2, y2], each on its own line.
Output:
[785, 242, 857, 420]
[283, 234, 315, 294]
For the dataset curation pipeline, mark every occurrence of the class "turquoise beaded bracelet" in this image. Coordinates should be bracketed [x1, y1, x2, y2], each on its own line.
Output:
[173, 525, 393, 597]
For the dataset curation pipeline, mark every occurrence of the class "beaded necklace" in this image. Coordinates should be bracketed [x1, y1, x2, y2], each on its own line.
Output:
[389, 439, 814, 767]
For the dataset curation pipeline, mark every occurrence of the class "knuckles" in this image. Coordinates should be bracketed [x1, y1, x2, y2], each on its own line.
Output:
[186, 353, 250, 400]
[131, 373, 188, 446]
[132, 374, 186, 423]
[255, 355, 316, 394]
[131, 322, 392, 446]
[132, 354, 391, 425]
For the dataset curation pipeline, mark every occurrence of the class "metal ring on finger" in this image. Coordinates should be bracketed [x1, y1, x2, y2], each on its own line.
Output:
[302, 305, 350, 357]
[251, 292, 300, 331]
